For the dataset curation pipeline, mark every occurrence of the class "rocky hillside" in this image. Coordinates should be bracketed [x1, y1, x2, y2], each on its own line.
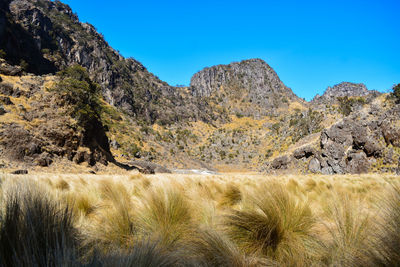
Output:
[0, 0, 217, 124]
[190, 59, 303, 117]
[0, 0, 398, 174]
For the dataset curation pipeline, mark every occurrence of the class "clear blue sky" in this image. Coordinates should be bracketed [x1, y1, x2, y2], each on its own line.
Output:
[62, 0, 400, 100]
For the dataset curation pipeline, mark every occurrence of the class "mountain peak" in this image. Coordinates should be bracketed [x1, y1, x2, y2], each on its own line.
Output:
[190, 58, 301, 116]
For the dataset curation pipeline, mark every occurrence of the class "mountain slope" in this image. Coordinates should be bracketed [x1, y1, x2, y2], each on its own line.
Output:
[0, 0, 398, 174]
[1, 0, 217, 124]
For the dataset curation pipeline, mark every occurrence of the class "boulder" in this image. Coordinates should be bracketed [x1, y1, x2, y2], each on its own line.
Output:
[293, 145, 314, 159]
[271, 155, 291, 170]
[308, 158, 321, 173]
[36, 152, 53, 167]
[346, 151, 370, 174]
[0, 62, 22, 76]
[138, 165, 155, 174]
[382, 122, 400, 147]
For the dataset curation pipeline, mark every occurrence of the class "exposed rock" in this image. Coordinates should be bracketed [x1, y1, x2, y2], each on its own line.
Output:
[0, 96, 13, 105]
[308, 158, 321, 173]
[346, 151, 370, 174]
[35, 152, 53, 167]
[293, 145, 315, 159]
[384, 148, 394, 164]
[381, 121, 400, 147]
[2, 0, 215, 124]
[313, 119, 383, 174]
[190, 59, 301, 116]
[0, 60, 22, 76]
[128, 160, 172, 174]
[138, 165, 155, 174]
[311, 82, 377, 104]
[271, 155, 291, 170]
[11, 169, 28, 174]
[0, 83, 14, 95]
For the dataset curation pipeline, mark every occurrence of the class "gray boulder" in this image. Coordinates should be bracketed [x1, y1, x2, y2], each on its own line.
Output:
[293, 145, 314, 159]
[308, 158, 321, 173]
[271, 155, 291, 170]
[346, 151, 370, 174]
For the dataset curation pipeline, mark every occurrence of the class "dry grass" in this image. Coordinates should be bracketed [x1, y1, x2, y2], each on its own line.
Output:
[0, 172, 398, 266]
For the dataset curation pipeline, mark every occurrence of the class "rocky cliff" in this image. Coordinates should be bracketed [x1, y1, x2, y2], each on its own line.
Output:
[1, 0, 215, 124]
[190, 59, 303, 117]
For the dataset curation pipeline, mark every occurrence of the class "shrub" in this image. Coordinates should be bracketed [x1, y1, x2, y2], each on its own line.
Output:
[337, 96, 366, 116]
[53, 65, 102, 129]
[393, 83, 400, 103]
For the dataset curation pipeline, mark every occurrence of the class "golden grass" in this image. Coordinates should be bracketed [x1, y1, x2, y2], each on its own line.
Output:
[0, 172, 398, 265]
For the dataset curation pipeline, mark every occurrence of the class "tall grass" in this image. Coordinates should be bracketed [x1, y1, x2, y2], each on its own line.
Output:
[0, 173, 398, 266]
[361, 182, 400, 266]
[317, 193, 370, 266]
[224, 181, 316, 265]
[137, 186, 193, 249]
[0, 179, 80, 266]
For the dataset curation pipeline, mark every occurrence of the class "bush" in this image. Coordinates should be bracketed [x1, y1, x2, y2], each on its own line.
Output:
[393, 83, 400, 103]
[338, 96, 366, 116]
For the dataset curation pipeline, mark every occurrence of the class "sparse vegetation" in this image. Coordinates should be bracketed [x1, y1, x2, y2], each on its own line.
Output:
[338, 96, 366, 116]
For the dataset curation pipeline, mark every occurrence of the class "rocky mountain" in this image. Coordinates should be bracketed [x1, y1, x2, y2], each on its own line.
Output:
[190, 59, 303, 117]
[311, 82, 379, 105]
[0, 0, 216, 124]
[0, 0, 398, 174]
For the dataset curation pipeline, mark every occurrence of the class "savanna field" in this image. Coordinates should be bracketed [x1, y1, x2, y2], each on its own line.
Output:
[1, 171, 400, 266]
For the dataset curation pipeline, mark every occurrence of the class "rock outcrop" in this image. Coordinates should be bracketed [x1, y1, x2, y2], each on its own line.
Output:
[301, 118, 386, 174]
[311, 82, 379, 105]
[190, 59, 302, 117]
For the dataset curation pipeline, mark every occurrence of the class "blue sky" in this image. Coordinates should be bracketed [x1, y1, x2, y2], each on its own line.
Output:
[62, 0, 400, 100]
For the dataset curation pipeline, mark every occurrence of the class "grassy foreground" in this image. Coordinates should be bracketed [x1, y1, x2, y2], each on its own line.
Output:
[0, 172, 399, 266]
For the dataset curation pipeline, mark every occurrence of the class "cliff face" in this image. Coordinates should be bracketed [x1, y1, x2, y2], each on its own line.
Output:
[190, 59, 302, 116]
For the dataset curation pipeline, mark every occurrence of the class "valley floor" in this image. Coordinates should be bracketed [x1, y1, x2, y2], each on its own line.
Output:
[0, 171, 400, 266]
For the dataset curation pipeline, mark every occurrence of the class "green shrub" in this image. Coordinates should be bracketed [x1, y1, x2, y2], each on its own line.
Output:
[53, 65, 102, 128]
